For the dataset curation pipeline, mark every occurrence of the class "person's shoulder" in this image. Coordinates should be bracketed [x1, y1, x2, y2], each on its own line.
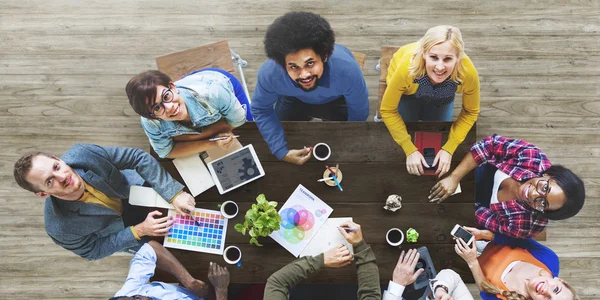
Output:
[140, 116, 163, 133]
[329, 44, 360, 67]
[62, 143, 102, 161]
[460, 53, 479, 78]
[257, 59, 284, 78]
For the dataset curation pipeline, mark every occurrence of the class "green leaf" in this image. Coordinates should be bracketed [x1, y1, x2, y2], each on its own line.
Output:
[249, 237, 263, 247]
[268, 201, 278, 208]
[254, 219, 264, 229]
[268, 219, 280, 229]
[256, 194, 267, 205]
[234, 223, 244, 233]
[249, 227, 257, 238]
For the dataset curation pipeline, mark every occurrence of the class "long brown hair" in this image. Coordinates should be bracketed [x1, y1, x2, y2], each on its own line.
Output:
[481, 280, 580, 300]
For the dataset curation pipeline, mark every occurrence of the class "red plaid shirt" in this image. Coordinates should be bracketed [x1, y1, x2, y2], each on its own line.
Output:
[472, 134, 551, 239]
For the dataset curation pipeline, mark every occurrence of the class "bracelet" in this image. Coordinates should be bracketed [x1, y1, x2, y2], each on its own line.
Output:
[434, 284, 449, 294]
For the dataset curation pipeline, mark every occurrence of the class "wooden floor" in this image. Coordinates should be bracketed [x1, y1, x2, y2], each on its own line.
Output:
[1, 0, 598, 298]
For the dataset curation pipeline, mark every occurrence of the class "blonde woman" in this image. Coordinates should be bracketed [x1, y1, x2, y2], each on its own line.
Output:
[455, 228, 579, 300]
[381, 25, 480, 177]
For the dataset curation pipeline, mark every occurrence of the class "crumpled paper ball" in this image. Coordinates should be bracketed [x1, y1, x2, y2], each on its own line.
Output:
[383, 194, 402, 212]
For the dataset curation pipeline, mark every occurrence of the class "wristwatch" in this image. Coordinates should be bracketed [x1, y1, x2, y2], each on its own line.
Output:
[434, 284, 449, 294]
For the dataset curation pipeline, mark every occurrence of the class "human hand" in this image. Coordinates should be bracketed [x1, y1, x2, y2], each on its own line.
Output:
[337, 221, 364, 245]
[434, 288, 454, 300]
[392, 249, 424, 286]
[406, 151, 429, 176]
[463, 226, 494, 241]
[208, 262, 230, 294]
[323, 244, 353, 268]
[172, 192, 196, 217]
[282, 147, 312, 165]
[433, 150, 452, 178]
[133, 210, 174, 237]
[454, 237, 477, 265]
[428, 175, 459, 203]
[214, 132, 235, 150]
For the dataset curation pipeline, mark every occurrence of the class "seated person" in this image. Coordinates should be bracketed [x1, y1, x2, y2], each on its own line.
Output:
[383, 248, 474, 300]
[380, 25, 480, 177]
[251, 11, 369, 165]
[13, 144, 196, 260]
[455, 228, 579, 299]
[264, 221, 380, 299]
[429, 134, 585, 238]
[126, 68, 249, 158]
[110, 240, 229, 300]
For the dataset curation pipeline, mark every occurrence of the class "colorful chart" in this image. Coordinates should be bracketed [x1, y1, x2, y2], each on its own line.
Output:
[279, 205, 315, 244]
[163, 208, 228, 255]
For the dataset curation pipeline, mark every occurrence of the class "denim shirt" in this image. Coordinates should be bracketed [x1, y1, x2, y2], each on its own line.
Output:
[141, 70, 247, 158]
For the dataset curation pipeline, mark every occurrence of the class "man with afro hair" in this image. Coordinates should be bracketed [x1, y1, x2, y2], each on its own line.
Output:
[251, 11, 369, 165]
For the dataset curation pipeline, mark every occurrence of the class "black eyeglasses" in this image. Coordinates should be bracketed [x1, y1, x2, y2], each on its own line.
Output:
[148, 87, 174, 117]
[531, 179, 552, 213]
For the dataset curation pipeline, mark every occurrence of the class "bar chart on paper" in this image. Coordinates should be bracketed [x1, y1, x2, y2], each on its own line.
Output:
[164, 208, 228, 255]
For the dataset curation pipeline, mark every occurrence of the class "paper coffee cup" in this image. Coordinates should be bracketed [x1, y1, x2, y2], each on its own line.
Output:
[386, 228, 404, 246]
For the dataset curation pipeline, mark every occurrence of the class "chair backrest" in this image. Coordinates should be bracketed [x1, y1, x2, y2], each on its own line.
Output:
[155, 40, 235, 81]
[351, 51, 367, 71]
[377, 46, 401, 118]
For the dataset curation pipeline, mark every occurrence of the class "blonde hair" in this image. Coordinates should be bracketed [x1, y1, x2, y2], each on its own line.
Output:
[481, 279, 580, 300]
[409, 25, 465, 83]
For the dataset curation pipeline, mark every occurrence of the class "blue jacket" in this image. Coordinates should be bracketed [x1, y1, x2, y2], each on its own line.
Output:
[44, 144, 184, 260]
[251, 44, 369, 159]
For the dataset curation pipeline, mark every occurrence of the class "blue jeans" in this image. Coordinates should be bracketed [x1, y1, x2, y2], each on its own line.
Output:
[275, 95, 348, 121]
[398, 94, 454, 121]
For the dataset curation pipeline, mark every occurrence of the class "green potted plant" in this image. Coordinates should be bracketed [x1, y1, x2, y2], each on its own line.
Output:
[234, 194, 282, 246]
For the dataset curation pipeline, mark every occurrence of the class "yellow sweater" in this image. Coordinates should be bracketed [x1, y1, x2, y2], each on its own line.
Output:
[381, 42, 480, 155]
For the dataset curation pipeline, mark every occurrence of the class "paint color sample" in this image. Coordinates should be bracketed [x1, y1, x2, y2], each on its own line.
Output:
[164, 208, 228, 255]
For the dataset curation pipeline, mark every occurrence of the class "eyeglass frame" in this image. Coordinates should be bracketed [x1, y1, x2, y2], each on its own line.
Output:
[148, 85, 175, 117]
[528, 178, 553, 213]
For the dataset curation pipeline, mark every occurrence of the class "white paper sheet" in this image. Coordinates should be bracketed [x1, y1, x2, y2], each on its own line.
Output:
[300, 217, 354, 257]
[173, 154, 214, 196]
[129, 186, 173, 209]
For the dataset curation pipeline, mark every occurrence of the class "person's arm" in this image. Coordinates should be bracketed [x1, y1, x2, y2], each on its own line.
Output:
[147, 241, 207, 296]
[49, 226, 142, 261]
[475, 205, 543, 239]
[383, 248, 424, 300]
[343, 65, 369, 121]
[442, 56, 480, 154]
[251, 62, 290, 160]
[114, 243, 158, 296]
[380, 53, 417, 156]
[454, 239, 486, 291]
[492, 234, 560, 276]
[353, 240, 381, 300]
[263, 254, 325, 300]
[165, 119, 235, 158]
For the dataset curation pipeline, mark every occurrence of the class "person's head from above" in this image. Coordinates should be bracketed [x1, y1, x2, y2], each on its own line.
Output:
[517, 165, 585, 220]
[126, 70, 189, 122]
[264, 11, 335, 91]
[482, 275, 578, 300]
[410, 25, 465, 85]
[14, 152, 85, 201]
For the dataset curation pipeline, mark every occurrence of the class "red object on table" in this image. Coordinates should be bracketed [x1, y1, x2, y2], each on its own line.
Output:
[414, 131, 442, 176]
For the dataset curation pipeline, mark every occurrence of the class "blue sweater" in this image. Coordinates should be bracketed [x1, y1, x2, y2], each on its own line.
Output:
[480, 234, 560, 299]
[251, 44, 369, 159]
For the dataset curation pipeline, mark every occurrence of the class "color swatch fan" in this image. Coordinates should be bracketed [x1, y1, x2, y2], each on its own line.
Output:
[164, 208, 228, 255]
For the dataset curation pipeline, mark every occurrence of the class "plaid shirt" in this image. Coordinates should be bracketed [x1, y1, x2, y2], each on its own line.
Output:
[472, 134, 551, 239]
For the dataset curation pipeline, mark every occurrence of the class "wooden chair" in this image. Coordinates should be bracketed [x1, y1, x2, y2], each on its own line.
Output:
[351, 51, 367, 71]
[375, 46, 401, 121]
[155, 40, 251, 102]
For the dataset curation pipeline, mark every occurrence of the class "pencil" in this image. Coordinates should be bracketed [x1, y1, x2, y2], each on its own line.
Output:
[325, 165, 343, 192]
[209, 135, 240, 142]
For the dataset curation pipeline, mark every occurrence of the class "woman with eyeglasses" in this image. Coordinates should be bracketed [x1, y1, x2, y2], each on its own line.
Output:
[126, 69, 250, 158]
[454, 229, 579, 300]
[428, 134, 585, 239]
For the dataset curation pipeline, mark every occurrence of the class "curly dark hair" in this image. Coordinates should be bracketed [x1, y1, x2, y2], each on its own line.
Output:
[543, 164, 585, 220]
[264, 11, 335, 67]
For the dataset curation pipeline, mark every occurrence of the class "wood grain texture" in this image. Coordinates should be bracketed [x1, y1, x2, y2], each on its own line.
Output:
[156, 40, 235, 80]
[1, 0, 599, 298]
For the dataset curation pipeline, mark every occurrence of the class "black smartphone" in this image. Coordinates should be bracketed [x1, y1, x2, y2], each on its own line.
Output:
[423, 148, 435, 170]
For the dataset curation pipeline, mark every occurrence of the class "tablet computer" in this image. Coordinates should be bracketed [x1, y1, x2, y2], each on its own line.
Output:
[207, 144, 265, 194]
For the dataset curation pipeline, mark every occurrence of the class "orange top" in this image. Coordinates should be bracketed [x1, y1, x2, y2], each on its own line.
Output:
[478, 243, 550, 300]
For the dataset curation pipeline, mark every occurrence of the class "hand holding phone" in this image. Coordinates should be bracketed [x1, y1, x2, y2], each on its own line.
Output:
[451, 224, 474, 246]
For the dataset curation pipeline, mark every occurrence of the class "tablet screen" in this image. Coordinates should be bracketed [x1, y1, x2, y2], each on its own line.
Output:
[210, 146, 263, 192]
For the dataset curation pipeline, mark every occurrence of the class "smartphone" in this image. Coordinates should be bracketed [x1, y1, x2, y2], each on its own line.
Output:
[423, 147, 436, 170]
[451, 224, 474, 246]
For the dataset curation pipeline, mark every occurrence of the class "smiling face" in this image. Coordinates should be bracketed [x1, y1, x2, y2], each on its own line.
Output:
[519, 175, 566, 212]
[525, 276, 573, 300]
[423, 41, 459, 85]
[150, 83, 189, 121]
[26, 155, 85, 200]
[284, 48, 325, 91]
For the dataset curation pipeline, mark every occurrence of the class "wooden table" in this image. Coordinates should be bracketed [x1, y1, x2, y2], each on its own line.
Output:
[153, 121, 476, 284]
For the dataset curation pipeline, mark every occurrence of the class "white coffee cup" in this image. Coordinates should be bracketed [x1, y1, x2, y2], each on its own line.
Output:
[220, 200, 239, 219]
[386, 228, 404, 246]
[312, 142, 331, 161]
[223, 245, 242, 265]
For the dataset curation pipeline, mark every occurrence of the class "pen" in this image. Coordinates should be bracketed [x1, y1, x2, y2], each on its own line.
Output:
[209, 135, 240, 142]
[325, 165, 343, 192]
[183, 208, 202, 227]
[317, 177, 335, 182]
[340, 227, 359, 232]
